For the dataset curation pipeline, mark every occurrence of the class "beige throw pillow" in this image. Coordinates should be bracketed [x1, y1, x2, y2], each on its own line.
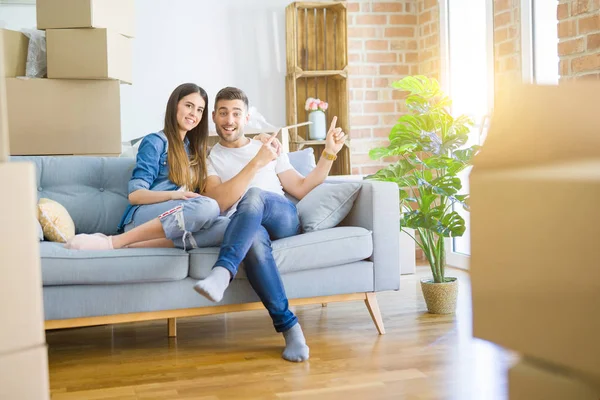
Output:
[38, 198, 75, 243]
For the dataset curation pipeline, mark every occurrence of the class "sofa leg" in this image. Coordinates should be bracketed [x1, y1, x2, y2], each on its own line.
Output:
[321, 303, 327, 307]
[168, 318, 177, 338]
[364, 292, 386, 335]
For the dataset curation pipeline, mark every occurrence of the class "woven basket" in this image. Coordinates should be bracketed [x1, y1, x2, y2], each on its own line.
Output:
[420, 277, 458, 314]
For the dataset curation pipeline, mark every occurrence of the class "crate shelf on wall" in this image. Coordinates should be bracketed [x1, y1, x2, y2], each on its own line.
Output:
[285, 1, 351, 176]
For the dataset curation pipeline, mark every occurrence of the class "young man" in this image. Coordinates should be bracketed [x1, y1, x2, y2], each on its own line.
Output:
[194, 87, 346, 362]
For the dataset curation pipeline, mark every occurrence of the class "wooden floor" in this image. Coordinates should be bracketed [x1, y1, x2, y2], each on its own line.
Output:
[46, 266, 516, 400]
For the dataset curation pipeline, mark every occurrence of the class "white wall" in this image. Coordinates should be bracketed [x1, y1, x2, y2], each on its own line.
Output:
[0, 0, 290, 141]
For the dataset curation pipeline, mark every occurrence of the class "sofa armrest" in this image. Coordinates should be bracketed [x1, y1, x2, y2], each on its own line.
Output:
[337, 178, 400, 292]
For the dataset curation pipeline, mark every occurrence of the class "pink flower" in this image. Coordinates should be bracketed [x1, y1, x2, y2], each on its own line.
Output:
[304, 97, 315, 110]
[309, 102, 318, 111]
[319, 101, 328, 111]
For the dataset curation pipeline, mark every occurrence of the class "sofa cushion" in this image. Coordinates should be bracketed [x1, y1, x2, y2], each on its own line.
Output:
[188, 226, 373, 280]
[40, 242, 189, 285]
[37, 198, 76, 242]
[296, 182, 362, 232]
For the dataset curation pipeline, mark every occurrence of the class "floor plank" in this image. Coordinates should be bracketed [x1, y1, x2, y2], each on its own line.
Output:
[46, 267, 515, 400]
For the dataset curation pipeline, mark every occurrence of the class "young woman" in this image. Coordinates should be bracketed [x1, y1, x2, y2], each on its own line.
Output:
[66, 83, 229, 250]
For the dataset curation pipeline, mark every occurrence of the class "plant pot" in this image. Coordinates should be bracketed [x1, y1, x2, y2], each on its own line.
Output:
[308, 110, 327, 140]
[420, 277, 458, 314]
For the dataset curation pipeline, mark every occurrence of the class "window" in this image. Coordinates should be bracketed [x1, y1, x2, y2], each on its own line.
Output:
[522, 0, 560, 84]
[439, 0, 495, 267]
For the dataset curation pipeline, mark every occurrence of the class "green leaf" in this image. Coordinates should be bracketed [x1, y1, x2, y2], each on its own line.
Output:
[369, 147, 391, 160]
[438, 211, 466, 237]
[453, 145, 481, 163]
[430, 175, 462, 197]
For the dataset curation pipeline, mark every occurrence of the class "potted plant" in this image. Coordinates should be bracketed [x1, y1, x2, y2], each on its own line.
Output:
[305, 97, 328, 140]
[365, 75, 480, 314]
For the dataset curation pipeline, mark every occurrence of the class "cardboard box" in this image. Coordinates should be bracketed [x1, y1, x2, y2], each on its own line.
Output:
[470, 82, 600, 379]
[37, 0, 134, 38]
[1, 29, 29, 77]
[5, 78, 122, 155]
[0, 163, 46, 355]
[509, 359, 600, 400]
[47, 28, 132, 84]
[0, 345, 50, 400]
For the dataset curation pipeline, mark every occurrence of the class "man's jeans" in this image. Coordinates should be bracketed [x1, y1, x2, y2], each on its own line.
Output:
[215, 188, 300, 333]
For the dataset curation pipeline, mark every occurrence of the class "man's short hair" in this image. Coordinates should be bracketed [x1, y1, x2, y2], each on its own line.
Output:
[215, 87, 249, 110]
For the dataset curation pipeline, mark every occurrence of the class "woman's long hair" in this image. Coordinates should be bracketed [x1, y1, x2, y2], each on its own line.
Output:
[163, 83, 209, 193]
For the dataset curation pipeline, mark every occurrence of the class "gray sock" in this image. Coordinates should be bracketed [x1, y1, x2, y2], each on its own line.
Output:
[282, 323, 310, 362]
[193, 266, 231, 302]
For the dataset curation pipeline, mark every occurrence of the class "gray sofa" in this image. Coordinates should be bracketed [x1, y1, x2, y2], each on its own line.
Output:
[15, 155, 400, 335]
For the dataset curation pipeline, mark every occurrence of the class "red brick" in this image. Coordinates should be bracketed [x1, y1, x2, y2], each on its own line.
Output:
[366, 53, 398, 63]
[373, 77, 390, 88]
[361, 165, 387, 175]
[405, 52, 419, 63]
[360, 2, 371, 12]
[351, 139, 389, 154]
[559, 59, 570, 76]
[409, 65, 419, 75]
[349, 65, 379, 76]
[350, 129, 372, 139]
[558, 37, 585, 55]
[495, 0, 512, 12]
[425, 34, 439, 47]
[558, 19, 578, 38]
[572, 0, 590, 15]
[347, 2, 360, 12]
[494, 11, 512, 27]
[420, 10, 433, 24]
[574, 72, 600, 80]
[383, 114, 400, 125]
[499, 40, 517, 56]
[379, 65, 410, 75]
[578, 14, 600, 34]
[364, 102, 395, 113]
[419, 50, 434, 62]
[349, 78, 367, 89]
[351, 167, 361, 175]
[350, 115, 380, 127]
[350, 103, 363, 114]
[385, 27, 416, 37]
[408, 40, 418, 50]
[348, 53, 361, 63]
[373, 127, 392, 138]
[424, 0, 437, 9]
[356, 15, 387, 25]
[349, 39, 363, 50]
[495, 27, 510, 42]
[389, 14, 418, 25]
[365, 90, 379, 101]
[557, 2, 570, 19]
[365, 40, 389, 51]
[592, 0, 600, 11]
[372, 2, 403, 12]
[349, 27, 379, 38]
[589, 32, 600, 50]
[571, 53, 600, 72]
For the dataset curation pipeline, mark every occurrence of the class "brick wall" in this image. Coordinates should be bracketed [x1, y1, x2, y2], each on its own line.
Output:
[347, 0, 440, 175]
[493, 0, 523, 100]
[418, 0, 440, 81]
[558, 0, 600, 80]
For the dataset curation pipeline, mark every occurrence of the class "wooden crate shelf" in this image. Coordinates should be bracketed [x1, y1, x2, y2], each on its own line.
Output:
[286, 2, 350, 175]
[286, 1, 347, 74]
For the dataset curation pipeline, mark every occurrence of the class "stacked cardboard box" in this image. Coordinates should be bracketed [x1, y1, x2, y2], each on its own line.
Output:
[470, 82, 600, 399]
[3, 0, 134, 155]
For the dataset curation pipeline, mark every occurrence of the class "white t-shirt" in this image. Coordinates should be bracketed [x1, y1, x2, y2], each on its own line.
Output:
[207, 139, 294, 216]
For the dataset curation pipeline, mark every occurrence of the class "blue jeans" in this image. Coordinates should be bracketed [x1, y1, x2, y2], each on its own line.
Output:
[215, 188, 300, 332]
[125, 196, 229, 250]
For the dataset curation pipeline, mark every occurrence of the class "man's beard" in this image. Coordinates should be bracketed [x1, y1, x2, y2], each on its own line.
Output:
[216, 126, 244, 143]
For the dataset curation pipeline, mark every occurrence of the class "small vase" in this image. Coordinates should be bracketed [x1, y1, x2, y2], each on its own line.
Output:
[308, 110, 327, 140]
[420, 277, 458, 314]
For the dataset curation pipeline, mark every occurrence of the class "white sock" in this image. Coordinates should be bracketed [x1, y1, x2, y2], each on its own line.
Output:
[193, 266, 231, 302]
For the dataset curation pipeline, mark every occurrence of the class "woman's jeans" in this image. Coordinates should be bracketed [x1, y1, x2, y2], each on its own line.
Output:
[124, 195, 228, 249]
[215, 188, 301, 333]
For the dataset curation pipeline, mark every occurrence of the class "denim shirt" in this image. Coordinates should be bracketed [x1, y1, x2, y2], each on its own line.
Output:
[117, 131, 191, 232]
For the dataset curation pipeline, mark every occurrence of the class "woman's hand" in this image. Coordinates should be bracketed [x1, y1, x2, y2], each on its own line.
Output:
[170, 191, 201, 200]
